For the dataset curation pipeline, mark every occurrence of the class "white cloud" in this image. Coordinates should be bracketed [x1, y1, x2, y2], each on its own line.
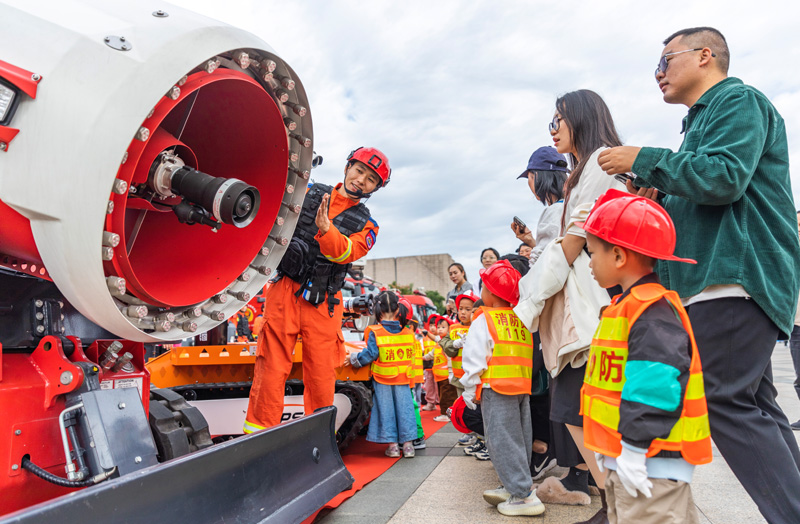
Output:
[172, 0, 800, 286]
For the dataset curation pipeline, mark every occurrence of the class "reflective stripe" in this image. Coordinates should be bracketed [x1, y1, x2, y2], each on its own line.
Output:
[325, 235, 353, 263]
[243, 420, 267, 434]
[686, 373, 705, 400]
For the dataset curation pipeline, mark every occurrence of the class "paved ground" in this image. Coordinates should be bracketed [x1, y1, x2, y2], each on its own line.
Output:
[317, 343, 800, 523]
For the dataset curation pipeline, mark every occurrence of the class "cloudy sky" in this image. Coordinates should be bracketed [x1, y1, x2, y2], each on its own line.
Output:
[174, 0, 800, 286]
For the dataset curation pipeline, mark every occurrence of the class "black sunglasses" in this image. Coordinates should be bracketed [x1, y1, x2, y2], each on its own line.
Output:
[655, 48, 716, 80]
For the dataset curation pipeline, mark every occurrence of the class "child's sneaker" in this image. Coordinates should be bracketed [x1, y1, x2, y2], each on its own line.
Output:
[531, 448, 558, 481]
[483, 486, 511, 506]
[422, 404, 436, 411]
[464, 439, 485, 456]
[412, 438, 426, 450]
[457, 434, 477, 447]
[433, 414, 450, 422]
[474, 448, 491, 461]
[402, 442, 415, 458]
[385, 443, 401, 458]
[497, 490, 545, 516]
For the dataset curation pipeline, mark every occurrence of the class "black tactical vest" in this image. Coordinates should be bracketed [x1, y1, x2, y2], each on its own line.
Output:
[277, 183, 371, 311]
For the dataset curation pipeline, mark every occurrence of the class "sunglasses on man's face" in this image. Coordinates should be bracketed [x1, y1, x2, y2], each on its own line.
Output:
[654, 48, 716, 80]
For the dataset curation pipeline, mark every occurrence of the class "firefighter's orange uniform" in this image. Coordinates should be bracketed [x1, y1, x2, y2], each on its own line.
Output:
[244, 183, 380, 432]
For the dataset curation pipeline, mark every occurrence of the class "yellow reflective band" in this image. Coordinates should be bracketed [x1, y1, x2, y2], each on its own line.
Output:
[685, 372, 705, 400]
[483, 365, 533, 380]
[376, 335, 415, 345]
[325, 236, 353, 263]
[586, 396, 621, 431]
[371, 363, 402, 377]
[492, 343, 533, 360]
[243, 420, 267, 434]
[658, 414, 711, 444]
[596, 316, 630, 342]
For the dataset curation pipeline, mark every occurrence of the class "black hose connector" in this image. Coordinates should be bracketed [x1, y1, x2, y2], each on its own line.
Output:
[21, 456, 97, 488]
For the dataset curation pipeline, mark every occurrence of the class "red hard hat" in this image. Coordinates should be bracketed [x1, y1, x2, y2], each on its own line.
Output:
[426, 313, 441, 330]
[578, 188, 696, 264]
[348, 147, 391, 188]
[479, 260, 521, 305]
[398, 297, 414, 321]
[455, 290, 479, 310]
[449, 396, 472, 434]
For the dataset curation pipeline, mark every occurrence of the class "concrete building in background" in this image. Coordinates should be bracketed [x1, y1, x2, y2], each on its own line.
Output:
[365, 254, 454, 296]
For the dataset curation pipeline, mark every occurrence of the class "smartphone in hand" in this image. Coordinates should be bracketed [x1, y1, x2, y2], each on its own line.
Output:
[614, 173, 640, 189]
[513, 216, 527, 232]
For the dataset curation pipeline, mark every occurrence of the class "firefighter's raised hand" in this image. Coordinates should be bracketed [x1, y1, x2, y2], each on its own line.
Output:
[316, 194, 331, 235]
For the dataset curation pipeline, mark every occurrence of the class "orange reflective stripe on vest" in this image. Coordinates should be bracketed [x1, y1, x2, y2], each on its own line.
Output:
[477, 307, 533, 399]
[580, 283, 712, 465]
[369, 326, 416, 386]
[449, 324, 469, 378]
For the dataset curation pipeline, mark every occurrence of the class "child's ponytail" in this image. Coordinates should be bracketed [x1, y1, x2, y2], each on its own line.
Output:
[374, 291, 399, 322]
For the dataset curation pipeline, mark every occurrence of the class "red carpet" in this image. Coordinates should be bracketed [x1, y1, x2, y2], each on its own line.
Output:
[304, 409, 450, 523]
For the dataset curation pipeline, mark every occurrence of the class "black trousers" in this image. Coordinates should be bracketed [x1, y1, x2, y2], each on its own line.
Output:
[790, 325, 800, 403]
[687, 298, 800, 524]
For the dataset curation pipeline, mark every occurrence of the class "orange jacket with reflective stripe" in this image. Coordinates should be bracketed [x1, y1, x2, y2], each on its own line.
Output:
[449, 324, 469, 378]
[580, 283, 712, 465]
[368, 325, 416, 386]
[477, 307, 533, 400]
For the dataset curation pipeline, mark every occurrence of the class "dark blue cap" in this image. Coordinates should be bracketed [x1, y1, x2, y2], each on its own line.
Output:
[518, 146, 568, 179]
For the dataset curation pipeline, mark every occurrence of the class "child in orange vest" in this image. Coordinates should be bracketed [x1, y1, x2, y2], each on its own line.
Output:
[578, 189, 712, 524]
[348, 292, 419, 458]
[436, 290, 478, 425]
[460, 260, 546, 517]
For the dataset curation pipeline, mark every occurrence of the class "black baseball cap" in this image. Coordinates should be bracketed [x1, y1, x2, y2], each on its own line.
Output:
[518, 146, 569, 179]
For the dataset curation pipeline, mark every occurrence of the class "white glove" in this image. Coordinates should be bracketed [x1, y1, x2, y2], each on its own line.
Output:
[349, 352, 362, 369]
[615, 445, 653, 498]
[594, 452, 605, 473]
[453, 336, 465, 349]
[462, 387, 477, 410]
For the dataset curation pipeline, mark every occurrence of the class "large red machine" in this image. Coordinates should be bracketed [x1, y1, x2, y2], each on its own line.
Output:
[0, 1, 352, 522]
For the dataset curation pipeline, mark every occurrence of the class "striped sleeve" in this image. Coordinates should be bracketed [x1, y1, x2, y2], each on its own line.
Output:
[315, 217, 379, 264]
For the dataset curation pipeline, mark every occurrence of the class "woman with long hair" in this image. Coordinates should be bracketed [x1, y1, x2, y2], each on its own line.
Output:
[519, 89, 625, 523]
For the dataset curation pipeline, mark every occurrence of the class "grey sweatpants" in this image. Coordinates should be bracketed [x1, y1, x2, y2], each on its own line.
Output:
[481, 388, 532, 498]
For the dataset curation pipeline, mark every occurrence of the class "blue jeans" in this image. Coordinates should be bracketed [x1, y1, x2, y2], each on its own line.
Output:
[366, 381, 418, 444]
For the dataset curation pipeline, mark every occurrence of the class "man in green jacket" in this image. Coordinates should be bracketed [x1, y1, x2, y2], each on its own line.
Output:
[598, 27, 800, 523]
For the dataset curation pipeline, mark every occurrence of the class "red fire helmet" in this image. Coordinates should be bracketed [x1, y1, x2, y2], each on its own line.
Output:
[577, 188, 696, 264]
[479, 260, 521, 305]
[348, 146, 391, 188]
[397, 297, 414, 321]
[449, 396, 472, 434]
[455, 290, 479, 310]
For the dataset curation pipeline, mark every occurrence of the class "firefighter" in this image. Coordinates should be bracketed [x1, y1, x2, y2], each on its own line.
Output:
[244, 147, 390, 432]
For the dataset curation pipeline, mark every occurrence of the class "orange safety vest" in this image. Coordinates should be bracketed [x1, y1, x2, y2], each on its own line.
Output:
[428, 338, 449, 381]
[477, 307, 533, 400]
[412, 337, 424, 386]
[580, 283, 712, 465]
[449, 324, 470, 378]
[368, 325, 416, 386]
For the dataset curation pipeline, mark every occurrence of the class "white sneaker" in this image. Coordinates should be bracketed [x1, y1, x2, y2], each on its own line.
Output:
[497, 490, 545, 516]
[457, 434, 477, 446]
[433, 414, 450, 422]
[483, 486, 511, 506]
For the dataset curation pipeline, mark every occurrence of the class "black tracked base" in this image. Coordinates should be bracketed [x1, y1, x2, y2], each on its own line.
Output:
[1, 406, 352, 524]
